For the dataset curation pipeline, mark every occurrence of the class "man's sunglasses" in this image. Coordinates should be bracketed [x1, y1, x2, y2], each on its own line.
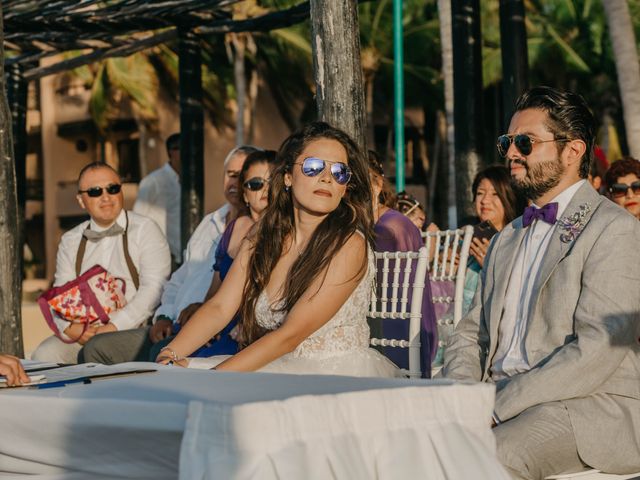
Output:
[294, 157, 352, 185]
[243, 177, 268, 191]
[497, 134, 567, 157]
[609, 181, 640, 198]
[78, 183, 122, 198]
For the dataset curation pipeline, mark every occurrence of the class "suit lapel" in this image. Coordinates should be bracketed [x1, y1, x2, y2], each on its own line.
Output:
[529, 182, 602, 311]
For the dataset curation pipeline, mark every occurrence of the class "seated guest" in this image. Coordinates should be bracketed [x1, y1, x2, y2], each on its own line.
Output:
[588, 145, 608, 192]
[396, 191, 427, 230]
[33, 162, 170, 364]
[157, 122, 399, 377]
[0, 354, 29, 387]
[368, 151, 437, 376]
[133, 133, 182, 264]
[604, 156, 640, 220]
[443, 87, 640, 478]
[153, 149, 278, 359]
[79, 146, 261, 364]
[463, 165, 525, 314]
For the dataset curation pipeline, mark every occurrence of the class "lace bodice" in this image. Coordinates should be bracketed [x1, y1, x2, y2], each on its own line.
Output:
[255, 251, 374, 360]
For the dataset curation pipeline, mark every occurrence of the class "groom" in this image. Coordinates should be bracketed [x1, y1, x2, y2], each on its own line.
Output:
[443, 87, 640, 479]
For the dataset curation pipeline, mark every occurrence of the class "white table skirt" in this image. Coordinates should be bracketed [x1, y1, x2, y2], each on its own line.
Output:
[0, 363, 509, 479]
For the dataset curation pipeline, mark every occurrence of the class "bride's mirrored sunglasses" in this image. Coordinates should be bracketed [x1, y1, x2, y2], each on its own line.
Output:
[497, 134, 568, 157]
[243, 177, 269, 191]
[78, 183, 122, 198]
[294, 157, 352, 185]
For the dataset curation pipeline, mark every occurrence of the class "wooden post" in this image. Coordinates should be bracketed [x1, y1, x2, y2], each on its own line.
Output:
[452, 0, 484, 225]
[178, 29, 204, 252]
[499, 0, 528, 129]
[0, 7, 24, 356]
[310, 0, 367, 151]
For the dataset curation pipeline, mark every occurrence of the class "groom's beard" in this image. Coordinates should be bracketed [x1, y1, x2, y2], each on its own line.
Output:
[511, 156, 565, 201]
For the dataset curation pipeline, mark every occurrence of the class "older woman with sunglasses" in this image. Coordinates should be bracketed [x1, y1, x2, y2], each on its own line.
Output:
[162, 150, 279, 358]
[157, 122, 398, 377]
[604, 157, 640, 220]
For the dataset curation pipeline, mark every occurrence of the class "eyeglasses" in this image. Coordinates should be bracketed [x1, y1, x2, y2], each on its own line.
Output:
[243, 177, 268, 191]
[609, 181, 640, 198]
[294, 157, 352, 185]
[497, 134, 568, 157]
[78, 184, 122, 198]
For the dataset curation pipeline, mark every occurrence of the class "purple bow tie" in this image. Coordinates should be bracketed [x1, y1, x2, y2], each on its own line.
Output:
[522, 202, 559, 227]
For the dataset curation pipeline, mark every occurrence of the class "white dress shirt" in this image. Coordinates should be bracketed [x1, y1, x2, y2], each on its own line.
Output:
[133, 162, 181, 262]
[154, 203, 230, 323]
[491, 180, 586, 380]
[53, 210, 171, 334]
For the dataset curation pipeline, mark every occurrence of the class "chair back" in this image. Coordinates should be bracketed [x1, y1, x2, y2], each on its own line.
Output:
[369, 247, 429, 378]
[421, 226, 474, 372]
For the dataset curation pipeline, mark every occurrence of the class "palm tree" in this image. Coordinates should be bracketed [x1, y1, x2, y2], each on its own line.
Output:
[602, 0, 640, 158]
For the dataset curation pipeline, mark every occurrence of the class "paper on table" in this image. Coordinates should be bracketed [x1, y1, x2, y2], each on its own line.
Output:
[0, 373, 46, 387]
[20, 359, 59, 372]
[35, 363, 158, 383]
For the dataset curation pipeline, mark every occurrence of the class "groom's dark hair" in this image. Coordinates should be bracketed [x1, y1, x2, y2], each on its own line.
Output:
[515, 86, 595, 179]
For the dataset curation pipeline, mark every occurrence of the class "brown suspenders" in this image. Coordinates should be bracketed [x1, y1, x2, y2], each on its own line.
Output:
[75, 211, 140, 289]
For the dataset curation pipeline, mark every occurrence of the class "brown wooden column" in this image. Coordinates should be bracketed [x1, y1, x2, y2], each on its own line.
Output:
[178, 29, 204, 254]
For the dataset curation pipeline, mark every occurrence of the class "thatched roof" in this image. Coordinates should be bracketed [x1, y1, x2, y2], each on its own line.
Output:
[3, 0, 311, 80]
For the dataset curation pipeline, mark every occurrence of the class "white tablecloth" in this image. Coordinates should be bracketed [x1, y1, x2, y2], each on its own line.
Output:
[0, 363, 508, 479]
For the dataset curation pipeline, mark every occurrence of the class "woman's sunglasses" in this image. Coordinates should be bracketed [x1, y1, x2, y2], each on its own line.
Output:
[243, 177, 268, 191]
[609, 181, 640, 198]
[496, 134, 567, 157]
[78, 183, 122, 198]
[294, 157, 352, 185]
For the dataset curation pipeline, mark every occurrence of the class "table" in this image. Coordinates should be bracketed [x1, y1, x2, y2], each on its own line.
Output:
[0, 363, 509, 479]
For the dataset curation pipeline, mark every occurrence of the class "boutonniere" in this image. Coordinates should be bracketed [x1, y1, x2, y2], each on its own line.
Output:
[557, 203, 591, 243]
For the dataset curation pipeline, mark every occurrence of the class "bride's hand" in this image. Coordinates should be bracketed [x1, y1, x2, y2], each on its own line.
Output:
[156, 347, 188, 367]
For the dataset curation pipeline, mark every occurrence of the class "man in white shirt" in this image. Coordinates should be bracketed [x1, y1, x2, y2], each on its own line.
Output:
[79, 146, 262, 364]
[133, 133, 181, 264]
[443, 87, 640, 478]
[32, 162, 171, 364]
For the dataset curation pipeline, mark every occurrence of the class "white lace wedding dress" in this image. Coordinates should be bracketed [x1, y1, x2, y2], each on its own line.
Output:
[188, 252, 400, 377]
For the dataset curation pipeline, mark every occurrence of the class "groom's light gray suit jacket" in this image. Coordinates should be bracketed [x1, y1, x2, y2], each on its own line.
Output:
[443, 182, 640, 472]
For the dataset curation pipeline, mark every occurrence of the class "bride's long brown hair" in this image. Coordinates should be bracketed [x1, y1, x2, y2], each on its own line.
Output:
[239, 122, 374, 345]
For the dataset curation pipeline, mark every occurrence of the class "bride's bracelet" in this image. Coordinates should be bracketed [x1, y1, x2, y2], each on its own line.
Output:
[159, 346, 183, 362]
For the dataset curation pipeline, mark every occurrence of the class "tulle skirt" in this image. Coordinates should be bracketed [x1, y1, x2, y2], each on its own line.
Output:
[187, 348, 401, 378]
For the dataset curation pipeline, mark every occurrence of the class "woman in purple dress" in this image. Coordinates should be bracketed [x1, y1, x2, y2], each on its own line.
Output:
[368, 151, 437, 376]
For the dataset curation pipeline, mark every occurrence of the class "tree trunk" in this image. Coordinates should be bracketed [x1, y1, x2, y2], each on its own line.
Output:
[438, 0, 456, 228]
[178, 29, 204, 252]
[499, 0, 528, 129]
[6, 63, 27, 279]
[310, 0, 367, 151]
[452, 0, 484, 226]
[0, 6, 24, 356]
[602, 0, 640, 158]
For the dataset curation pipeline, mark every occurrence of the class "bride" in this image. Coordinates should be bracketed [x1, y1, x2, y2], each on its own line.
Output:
[156, 122, 399, 377]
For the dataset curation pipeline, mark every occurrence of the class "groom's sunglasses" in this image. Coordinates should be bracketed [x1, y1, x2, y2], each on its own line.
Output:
[497, 134, 568, 157]
[609, 181, 640, 198]
[294, 157, 352, 185]
[78, 183, 122, 198]
[243, 177, 268, 191]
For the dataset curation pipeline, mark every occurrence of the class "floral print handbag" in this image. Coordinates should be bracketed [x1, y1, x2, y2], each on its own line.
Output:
[37, 265, 128, 343]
